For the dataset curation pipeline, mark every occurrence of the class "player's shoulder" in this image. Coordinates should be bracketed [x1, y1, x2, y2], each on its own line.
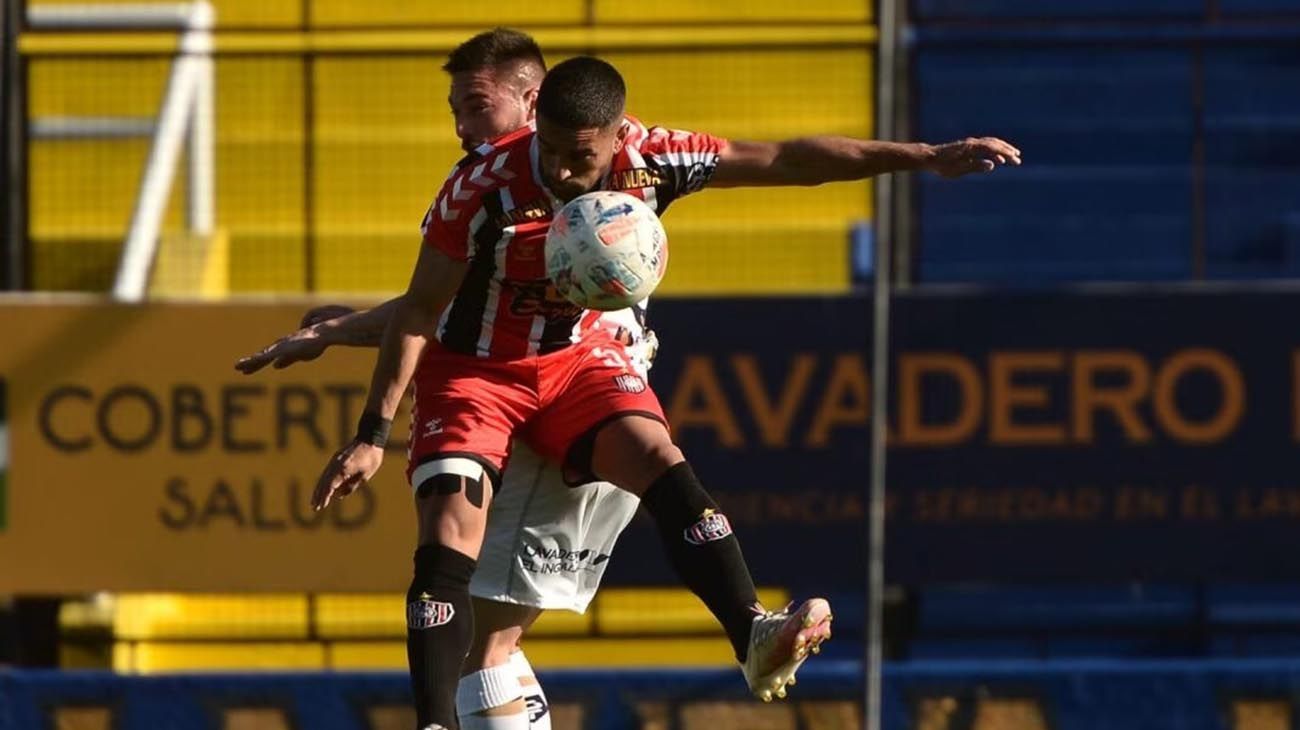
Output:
[432, 128, 535, 224]
[630, 117, 723, 157]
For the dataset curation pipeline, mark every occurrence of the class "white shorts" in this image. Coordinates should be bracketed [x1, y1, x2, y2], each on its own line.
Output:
[469, 442, 641, 614]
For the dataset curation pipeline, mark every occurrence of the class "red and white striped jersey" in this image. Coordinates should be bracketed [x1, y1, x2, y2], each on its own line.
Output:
[419, 117, 725, 359]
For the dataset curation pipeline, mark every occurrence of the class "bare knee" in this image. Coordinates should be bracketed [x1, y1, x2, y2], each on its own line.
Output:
[465, 626, 522, 672]
[463, 598, 541, 675]
[591, 416, 684, 494]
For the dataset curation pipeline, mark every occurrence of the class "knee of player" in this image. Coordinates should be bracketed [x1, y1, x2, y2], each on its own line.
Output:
[645, 441, 684, 473]
[464, 633, 521, 674]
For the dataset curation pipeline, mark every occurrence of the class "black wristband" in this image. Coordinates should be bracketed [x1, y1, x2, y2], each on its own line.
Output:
[355, 412, 392, 448]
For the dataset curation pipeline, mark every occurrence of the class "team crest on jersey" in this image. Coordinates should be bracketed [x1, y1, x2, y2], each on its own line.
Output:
[684, 509, 733, 546]
[612, 373, 646, 394]
[407, 593, 455, 629]
[675, 161, 713, 195]
[610, 167, 662, 191]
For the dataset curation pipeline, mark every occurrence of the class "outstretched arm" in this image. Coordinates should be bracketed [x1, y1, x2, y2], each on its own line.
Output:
[310, 298, 401, 347]
[310, 246, 467, 510]
[709, 136, 1021, 188]
[234, 297, 404, 374]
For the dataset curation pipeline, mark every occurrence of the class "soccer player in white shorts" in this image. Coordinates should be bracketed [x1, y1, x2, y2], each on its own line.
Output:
[236, 29, 650, 730]
[470, 306, 652, 617]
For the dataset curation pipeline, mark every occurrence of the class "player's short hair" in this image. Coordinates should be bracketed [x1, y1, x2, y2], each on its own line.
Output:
[443, 28, 546, 77]
[537, 56, 626, 130]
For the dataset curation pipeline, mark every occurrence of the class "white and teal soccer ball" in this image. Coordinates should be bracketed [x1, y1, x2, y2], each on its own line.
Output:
[545, 191, 668, 311]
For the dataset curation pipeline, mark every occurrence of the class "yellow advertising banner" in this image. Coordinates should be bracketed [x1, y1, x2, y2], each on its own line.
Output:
[0, 297, 420, 593]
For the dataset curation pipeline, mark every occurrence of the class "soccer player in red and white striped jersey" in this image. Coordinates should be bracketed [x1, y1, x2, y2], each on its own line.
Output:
[300, 55, 1018, 730]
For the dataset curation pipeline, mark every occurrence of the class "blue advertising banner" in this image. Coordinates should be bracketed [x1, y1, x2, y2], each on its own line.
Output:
[604, 287, 1300, 586]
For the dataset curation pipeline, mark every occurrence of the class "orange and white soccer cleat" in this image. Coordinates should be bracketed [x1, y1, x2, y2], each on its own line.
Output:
[741, 597, 833, 702]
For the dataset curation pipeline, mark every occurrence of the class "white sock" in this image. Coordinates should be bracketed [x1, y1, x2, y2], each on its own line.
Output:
[509, 650, 552, 730]
[456, 664, 528, 730]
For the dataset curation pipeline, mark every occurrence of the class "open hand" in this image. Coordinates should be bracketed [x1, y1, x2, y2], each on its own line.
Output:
[925, 137, 1021, 178]
[235, 327, 328, 374]
[312, 440, 384, 511]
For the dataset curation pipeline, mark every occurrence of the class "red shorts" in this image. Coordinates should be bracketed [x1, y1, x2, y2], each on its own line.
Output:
[406, 330, 665, 486]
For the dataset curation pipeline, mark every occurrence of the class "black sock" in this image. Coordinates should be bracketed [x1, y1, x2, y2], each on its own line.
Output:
[406, 544, 477, 729]
[641, 461, 760, 660]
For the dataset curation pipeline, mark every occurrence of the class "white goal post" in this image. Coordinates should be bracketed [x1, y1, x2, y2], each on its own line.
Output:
[27, 2, 215, 301]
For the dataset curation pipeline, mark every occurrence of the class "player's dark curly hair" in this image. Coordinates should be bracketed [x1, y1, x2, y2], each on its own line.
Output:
[537, 56, 626, 129]
[443, 27, 546, 76]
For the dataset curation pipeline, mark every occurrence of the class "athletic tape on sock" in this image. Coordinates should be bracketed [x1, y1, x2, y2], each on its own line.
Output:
[508, 650, 534, 679]
[508, 651, 551, 730]
[457, 664, 524, 714]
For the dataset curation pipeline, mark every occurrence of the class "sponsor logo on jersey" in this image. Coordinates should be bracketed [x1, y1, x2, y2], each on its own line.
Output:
[422, 418, 443, 438]
[407, 593, 455, 629]
[494, 198, 553, 230]
[519, 541, 610, 575]
[507, 281, 585, 322]
[684, 509, 733, 545]
[613, 373, 646, 394]
[610, 167, 662, 191]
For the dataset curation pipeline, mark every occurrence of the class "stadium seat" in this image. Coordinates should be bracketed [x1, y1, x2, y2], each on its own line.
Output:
[1210, 634, 1300, 657]
[916, 584, 1198, 632]
[111, 594, 310, 640]
[1207, 584, 1300, 627]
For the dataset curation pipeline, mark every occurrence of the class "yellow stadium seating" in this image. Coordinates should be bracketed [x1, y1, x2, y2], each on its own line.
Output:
[111, 593, 309, 640]
[24, 22, 875, 296]
[593, 0, 872, 23]
[150, 229, 230, 297]
[60, 587, 793, 671]
[309, 0, 586, 28]
[113, 641, 325, 672]
[28, 0, 870, 28]
[33, 0, 306, 29]
[597, 587, 790, 635]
